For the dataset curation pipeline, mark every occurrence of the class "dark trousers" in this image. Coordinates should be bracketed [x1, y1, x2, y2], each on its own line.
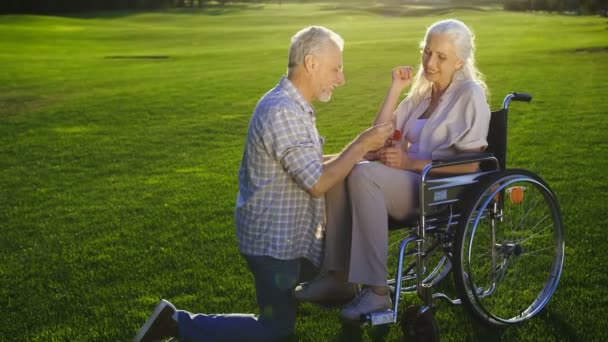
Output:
[176, 254, 301, 342]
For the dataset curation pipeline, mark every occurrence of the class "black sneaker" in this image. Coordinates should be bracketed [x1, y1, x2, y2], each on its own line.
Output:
[134, 299, 178, 342]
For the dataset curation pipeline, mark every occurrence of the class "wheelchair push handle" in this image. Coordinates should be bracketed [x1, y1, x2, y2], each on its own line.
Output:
[511, 92, 532, 102]
[503, 92, 532, 110]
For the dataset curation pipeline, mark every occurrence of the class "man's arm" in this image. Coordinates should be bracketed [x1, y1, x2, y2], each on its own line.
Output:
[323, 154, 338, 162]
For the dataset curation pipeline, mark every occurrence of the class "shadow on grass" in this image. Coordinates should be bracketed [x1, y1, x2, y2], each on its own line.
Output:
[334, 323, 363, 342]
[162, 3, 266, 16]
[444, 302, 580, 341]
[434, 295, 506, 342]
[570, 46, 608, 53]
[369, 324, 390, 341]
[537, 308, 582, 341]
[319, 3, 488, 17]
[329, 321, 390, 342]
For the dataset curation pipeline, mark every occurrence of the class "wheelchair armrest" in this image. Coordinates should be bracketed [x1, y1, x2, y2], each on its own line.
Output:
[421, 152, 499, 183]
[431, 152, 495, 166]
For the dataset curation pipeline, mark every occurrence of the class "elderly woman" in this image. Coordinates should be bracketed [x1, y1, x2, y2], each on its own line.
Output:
[294, 19, 491, 321]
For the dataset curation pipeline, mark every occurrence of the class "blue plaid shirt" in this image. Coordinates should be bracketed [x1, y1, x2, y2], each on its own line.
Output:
[235, 77, 325, 266]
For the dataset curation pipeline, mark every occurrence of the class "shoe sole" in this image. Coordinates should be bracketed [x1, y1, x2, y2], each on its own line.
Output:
[339, 315, 365, 325]
[309, 297, 354, 309]
[293, 287, 359, 304]
[339, 306, 392, 325]
[134, 300, 173, 342]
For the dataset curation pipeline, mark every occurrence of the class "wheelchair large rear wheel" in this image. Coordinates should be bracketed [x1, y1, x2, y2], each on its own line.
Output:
[454, 169, 564, 326]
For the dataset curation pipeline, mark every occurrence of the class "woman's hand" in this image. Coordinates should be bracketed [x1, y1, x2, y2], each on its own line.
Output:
[378, 145, 409, 169]
[391, 66, 414, 92]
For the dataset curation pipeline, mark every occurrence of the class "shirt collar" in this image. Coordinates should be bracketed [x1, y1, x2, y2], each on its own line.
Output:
[279, 76, 316, 118]
[422, 78, 465, 102]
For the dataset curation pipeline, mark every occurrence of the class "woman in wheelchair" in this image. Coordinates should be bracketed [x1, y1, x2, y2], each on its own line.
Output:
[294, 19, 491, 321]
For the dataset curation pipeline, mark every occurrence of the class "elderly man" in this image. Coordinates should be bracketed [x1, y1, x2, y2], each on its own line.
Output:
[134, 26, 393, 342]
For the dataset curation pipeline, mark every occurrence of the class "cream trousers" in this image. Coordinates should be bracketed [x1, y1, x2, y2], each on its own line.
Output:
[324, 161, 420, 286]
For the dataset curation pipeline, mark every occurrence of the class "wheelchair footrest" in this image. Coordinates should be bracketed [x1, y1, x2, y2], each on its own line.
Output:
[364, 310, 396, 326]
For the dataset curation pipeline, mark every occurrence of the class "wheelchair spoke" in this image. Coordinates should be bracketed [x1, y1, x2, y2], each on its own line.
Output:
[518, 245, 554, 257]
[516, 221, 552, 245]
[512, 197, 541, 230]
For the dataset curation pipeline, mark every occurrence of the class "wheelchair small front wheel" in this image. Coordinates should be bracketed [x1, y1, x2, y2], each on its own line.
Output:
[400, 305, 440, 342]
[454, 169, 564, 326]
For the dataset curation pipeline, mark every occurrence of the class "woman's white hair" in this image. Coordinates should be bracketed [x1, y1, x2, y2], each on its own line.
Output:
[287, 26, 344, 76]
[408, 19, 489, 105]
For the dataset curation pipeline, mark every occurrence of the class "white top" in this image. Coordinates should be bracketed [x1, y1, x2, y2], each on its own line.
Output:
[394, 79, 491, 160]
[406, 119, 428, 154]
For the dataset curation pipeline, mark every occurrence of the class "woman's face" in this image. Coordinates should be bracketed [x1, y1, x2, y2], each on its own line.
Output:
[422, 33, 464, 88]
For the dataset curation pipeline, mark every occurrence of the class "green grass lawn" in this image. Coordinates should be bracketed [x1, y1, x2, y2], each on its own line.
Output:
[1, 3, 607, 340]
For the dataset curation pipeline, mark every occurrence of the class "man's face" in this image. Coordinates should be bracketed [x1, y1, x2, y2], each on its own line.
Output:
[312, 42, 345, 103]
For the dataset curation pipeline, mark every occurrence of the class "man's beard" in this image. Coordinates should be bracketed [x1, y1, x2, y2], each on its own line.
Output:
[317, 89, 332, 103]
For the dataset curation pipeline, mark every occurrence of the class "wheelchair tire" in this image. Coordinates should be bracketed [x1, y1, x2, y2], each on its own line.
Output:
[453, 169, 564, 326]
[400, 305, 440, 342]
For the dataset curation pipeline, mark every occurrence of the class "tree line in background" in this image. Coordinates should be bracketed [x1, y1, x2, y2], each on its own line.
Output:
[0, 0, 209, 14]
[0, 0, 606, 15]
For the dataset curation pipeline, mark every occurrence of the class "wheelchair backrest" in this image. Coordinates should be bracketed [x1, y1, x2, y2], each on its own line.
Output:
[485, 108, 508, 171]
[419, 105, 512, 227]
[399, 93, 532, 230]
[485, 92, 533, 171]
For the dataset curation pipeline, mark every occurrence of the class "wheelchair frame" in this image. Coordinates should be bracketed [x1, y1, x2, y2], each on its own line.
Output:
[363, 93, 565, 334]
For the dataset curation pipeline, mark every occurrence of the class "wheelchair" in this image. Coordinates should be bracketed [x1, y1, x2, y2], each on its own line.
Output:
[363, 93, 565, 340]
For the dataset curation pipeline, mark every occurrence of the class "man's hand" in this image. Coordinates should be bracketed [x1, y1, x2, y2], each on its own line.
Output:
[357, 122, 394, 152]
[309, 122, 393, 198]
[391, 66, 414, 92]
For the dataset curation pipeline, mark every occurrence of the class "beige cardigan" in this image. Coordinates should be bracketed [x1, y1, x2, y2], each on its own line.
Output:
[395, 79, 491, 160]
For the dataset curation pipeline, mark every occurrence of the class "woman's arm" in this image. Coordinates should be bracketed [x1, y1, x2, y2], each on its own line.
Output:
[379, 81, 490, 175]
[378, 146, 481, 174]
[373, 66, 414, 126]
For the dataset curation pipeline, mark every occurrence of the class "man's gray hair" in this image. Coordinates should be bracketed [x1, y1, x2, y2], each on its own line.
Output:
[287, 26, 344, 75]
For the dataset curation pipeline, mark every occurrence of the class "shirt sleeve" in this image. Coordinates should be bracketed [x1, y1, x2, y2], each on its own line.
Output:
[394, 97, 413, 132]
[452, 84, 491, 152]
[263, 108, 323, 191]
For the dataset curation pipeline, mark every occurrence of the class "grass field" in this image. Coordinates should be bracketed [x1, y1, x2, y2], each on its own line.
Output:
[1, 3, 607, 341]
